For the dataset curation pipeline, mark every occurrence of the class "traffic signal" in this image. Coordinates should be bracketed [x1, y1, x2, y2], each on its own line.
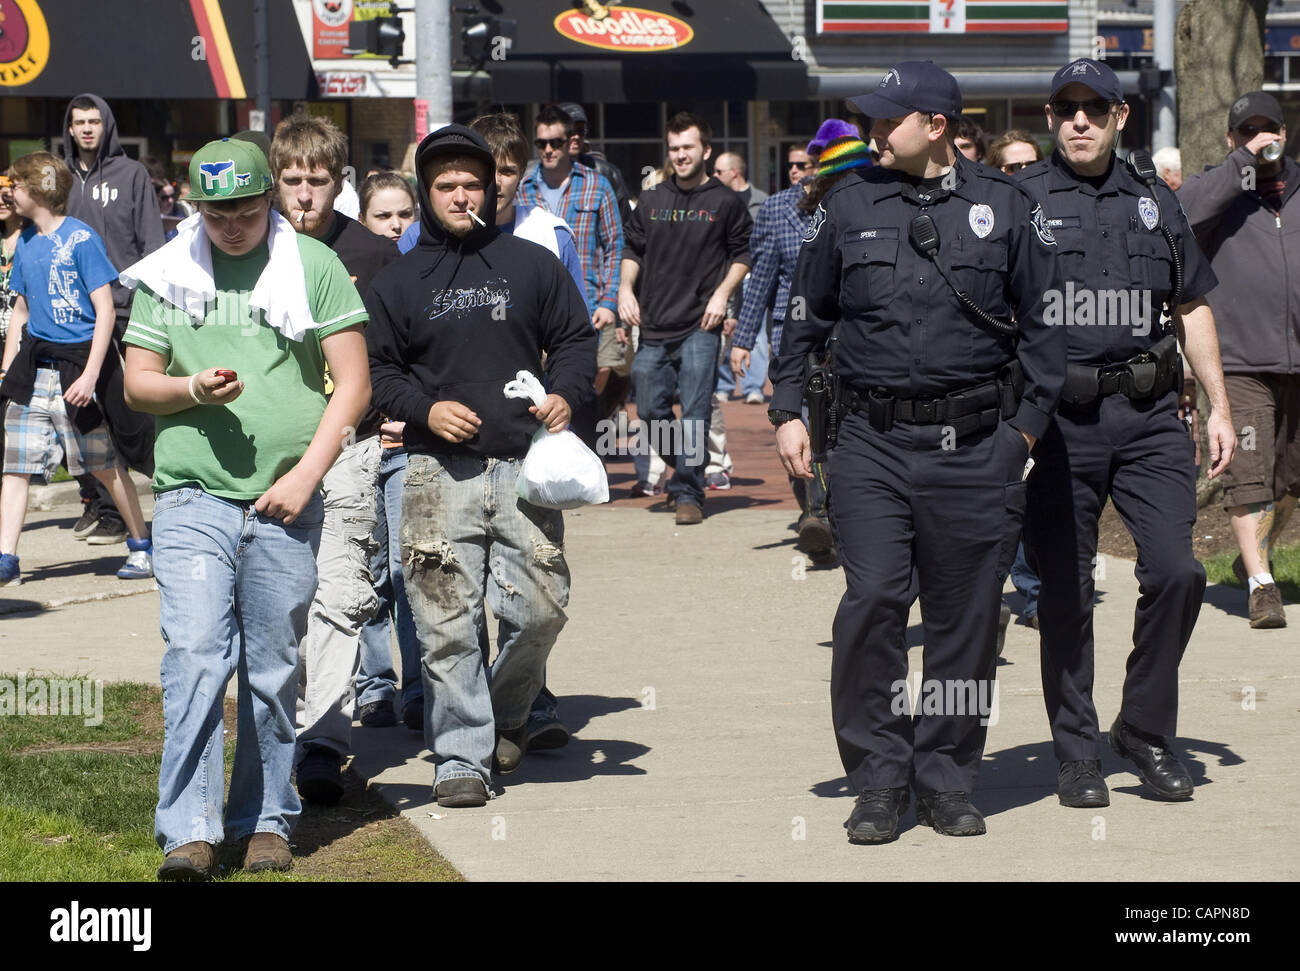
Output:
[348, 15, 405, 65]
[460, 14, 516, 65]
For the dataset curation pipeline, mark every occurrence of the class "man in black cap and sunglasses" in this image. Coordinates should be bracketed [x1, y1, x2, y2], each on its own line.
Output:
[1017, 58, 1236, 810]
[1180, 91, 1299, 632]
[772, 60, 1064, 843]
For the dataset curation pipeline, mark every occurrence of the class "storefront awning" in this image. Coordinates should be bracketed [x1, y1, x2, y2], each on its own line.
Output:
[469, 1, 807, 102]
[0, 0, 317, 99]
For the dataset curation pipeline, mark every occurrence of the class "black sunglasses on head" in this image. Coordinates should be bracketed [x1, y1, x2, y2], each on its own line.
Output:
[534, 137, 568, 151]
[1237, 121, 1281, 138]
[1050, 98, 1114, 119]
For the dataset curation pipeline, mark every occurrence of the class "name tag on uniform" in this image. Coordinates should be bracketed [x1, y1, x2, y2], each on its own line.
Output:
[844, 227, 899, 242]
[1046, 216, 1081, 229]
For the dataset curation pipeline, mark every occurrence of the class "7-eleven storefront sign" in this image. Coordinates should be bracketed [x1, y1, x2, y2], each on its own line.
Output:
[817, 0, 1069, 34]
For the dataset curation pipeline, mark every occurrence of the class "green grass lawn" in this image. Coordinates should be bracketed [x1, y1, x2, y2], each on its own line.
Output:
[1202, 542, 1300, 604]
[0, 679, 461, 882]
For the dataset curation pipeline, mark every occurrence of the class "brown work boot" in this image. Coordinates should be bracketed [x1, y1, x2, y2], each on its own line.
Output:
[675, 503, 703, 525]
[242, 833, 292, 873]
[157, 841, 216, 881]
[1248, 583, 1287, 629]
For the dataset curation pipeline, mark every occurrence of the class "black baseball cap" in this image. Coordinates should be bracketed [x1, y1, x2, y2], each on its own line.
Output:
[556, 102, 588, 126]
[1049, 58, 1124, 103]
[847, 60, 962, 123]
[1228, 91, 1283, 130]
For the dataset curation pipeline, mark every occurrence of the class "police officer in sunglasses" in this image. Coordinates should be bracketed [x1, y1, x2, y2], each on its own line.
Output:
[1016, 58, 1236, 809]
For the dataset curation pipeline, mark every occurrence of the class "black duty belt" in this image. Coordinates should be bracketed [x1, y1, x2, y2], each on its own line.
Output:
[843, 360, 1023, 437]
[1061, 333, 1182, 409]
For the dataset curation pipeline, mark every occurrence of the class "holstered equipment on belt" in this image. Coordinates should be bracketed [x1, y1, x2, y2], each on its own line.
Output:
[1060, 333, 1183, 408]
[805, 352, 835, 454]
[843, 360, 1024, 437]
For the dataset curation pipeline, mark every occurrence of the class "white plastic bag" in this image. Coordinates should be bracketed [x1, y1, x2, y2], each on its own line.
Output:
[503, 371, 609, 510]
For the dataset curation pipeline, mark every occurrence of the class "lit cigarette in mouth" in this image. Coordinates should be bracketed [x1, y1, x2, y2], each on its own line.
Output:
[296, 210, 306, 226]
[466, 207, 486, 228]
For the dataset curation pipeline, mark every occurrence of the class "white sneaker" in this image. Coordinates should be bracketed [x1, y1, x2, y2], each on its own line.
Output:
[745, 391, 766, 405]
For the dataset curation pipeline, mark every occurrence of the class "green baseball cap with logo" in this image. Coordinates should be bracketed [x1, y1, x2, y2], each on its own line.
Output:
[188, 137, 274, 202]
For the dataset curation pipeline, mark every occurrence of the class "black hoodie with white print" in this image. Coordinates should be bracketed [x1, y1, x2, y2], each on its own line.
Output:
[365, 125, 596, 460]
[62, 94, 165, 319]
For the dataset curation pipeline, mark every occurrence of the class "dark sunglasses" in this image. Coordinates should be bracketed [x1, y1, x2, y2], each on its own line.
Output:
[1237, 122, 1281, 137]
[1000, 161, 1030, 174]
[534, 137, 568, 151]
[788, 161, 812, 170]
[1050, 98, 1114, 119]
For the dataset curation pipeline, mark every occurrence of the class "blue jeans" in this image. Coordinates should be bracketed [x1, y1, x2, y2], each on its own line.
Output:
[400, 453, 570, 788]
[630, 327, 720, 509]
[152, 487, 323, 853]
[1011, 541, 1040, 619]
[356, 447, 424, 711]
[718, 323, 770, 397]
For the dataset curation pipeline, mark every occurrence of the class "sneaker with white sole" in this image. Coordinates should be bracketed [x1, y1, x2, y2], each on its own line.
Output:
[705, 471, 731, 490]
[744, 391, 766, 405]
[0, 553, 20, 587]
[116, 538, 154, 580]
[86, 519, 127, 545]
[72, 506, 99, 540]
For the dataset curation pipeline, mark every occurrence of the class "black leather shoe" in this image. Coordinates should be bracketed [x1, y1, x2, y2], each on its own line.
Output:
[916, 792, 986, 836]
[1058, 759, 1110, 808]
[1108, 714, 1193, 801]
[844, 787, 910, 844]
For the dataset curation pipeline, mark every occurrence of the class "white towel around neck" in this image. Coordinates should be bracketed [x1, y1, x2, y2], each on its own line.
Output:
[119, 208, 319, 342]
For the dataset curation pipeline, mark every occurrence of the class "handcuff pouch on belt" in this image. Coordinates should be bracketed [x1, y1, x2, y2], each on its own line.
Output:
[1060, 332, 1183, 408]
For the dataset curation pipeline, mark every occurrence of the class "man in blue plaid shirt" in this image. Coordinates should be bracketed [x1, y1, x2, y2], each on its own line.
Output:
[518, 105, 623, 386]
[729, 146, 835, 559]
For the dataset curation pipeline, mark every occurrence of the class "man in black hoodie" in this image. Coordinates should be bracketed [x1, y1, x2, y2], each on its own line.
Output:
[618, 113, 752, 524]
[366, 125, 595, 808]
[63, 94, 163, 544]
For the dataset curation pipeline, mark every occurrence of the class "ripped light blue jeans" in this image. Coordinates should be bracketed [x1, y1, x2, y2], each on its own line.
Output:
[399, 452, 570, 788]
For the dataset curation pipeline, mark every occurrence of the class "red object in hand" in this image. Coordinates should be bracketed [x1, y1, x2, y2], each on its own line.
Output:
[215, 369, 238, 383]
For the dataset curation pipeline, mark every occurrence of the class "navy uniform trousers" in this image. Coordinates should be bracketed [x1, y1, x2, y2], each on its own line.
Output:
[1023, 391, 1204, 761]
[829, 410, 1028, 796]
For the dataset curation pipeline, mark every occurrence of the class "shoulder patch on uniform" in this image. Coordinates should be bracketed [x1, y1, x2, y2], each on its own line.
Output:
[1030, 203, 1056, 246]
[804, 203, 826, 243]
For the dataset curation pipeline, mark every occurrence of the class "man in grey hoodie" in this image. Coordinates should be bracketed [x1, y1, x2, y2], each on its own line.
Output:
[63, 94, 163, 542]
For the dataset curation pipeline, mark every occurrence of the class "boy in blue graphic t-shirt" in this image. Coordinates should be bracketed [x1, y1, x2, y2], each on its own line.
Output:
[0, 152, 152, 586]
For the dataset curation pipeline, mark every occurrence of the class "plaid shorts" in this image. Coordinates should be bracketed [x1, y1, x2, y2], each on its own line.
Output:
[2, 367, 120, 481]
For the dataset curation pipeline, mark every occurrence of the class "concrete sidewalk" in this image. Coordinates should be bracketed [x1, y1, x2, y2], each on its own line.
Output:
[2, 484, 1295, 881]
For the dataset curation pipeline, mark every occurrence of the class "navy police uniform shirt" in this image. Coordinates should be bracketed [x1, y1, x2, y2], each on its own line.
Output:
[1016, 151, 1217, 367]
[772, 153, 1065, 441]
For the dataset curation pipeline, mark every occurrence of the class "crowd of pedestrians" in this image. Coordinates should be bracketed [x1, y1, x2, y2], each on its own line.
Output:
[0, 76, 1293, 873]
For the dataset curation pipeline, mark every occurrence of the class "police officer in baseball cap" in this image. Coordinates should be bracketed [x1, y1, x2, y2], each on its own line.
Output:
[1016, 58, 1236, 808]
[771, 60, 1065, 843]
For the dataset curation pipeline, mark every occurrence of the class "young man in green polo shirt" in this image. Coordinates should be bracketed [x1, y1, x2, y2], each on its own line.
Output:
[120, 137, 371, 880]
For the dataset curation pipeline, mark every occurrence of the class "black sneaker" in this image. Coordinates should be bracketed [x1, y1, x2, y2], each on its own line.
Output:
[401, 701, 424, 732]
[526, 710, 571, 750]
[84, 518, 127, 545]
[358, 700, 397, 728]
[72, 506, 99, 540]
[296, 747, 343, 804]
[844, 787, 910, 845]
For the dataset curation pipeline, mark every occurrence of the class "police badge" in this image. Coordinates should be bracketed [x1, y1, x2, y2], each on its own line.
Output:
[968, 204, 994, 238]
[1138, 196, 1159, 231]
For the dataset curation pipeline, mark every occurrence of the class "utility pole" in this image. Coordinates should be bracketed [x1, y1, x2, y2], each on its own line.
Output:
[416, 0, 452, 141]
[253, 0, 271, 131]
[1152, 0, 1176, 151]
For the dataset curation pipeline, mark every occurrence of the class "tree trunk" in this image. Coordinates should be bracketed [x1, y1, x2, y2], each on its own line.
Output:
[1175, 0, 1268, 506]
[1175, 0, 1269, 177]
